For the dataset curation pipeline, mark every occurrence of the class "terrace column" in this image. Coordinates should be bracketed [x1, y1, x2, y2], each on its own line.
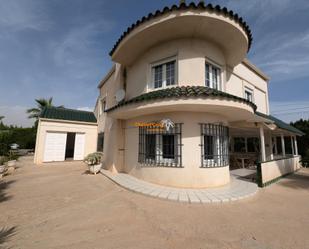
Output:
[291, 136, 295, 155]
[259, 126, 266, 162]
[294, 136, 299, 156]
[269, 133, 274, 160]
[281, 134, 286, 157]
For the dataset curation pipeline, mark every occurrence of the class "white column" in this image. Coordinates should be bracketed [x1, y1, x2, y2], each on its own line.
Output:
[260, 126, 266, 162]
[274, 137, 278, 155]
[269, 133, 274, 160]
[291, 136, 295, 155]
[294, 136, 299, 155]
[281, 134, 286, 157]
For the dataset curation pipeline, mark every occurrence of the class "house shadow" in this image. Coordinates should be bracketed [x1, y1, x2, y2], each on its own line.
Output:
[277, 171, 309, 190]
[0, 180, 15, 203]
[0, 226, 17, 249]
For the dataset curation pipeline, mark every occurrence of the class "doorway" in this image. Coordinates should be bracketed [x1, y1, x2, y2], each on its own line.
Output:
[65, 133, 76, 160]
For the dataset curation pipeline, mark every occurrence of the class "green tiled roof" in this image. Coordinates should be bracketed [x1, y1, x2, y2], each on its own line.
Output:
[106, 86, 257, 112]
[110, 2, 252, 56]
[256, 112, 304, 136]
[40, 107, 97, 123]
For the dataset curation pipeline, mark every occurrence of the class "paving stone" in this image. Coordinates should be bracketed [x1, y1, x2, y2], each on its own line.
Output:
[149, 189, 162, 197]
[178, 192, 189, 202]
[100, 169, 258, 204]
[186, 192, 201, 203]
[167, 192, 179, 201]
[158, 191, 170, 198]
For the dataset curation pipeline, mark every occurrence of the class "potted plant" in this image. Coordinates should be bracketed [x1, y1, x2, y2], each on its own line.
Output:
[84, 152, 103, 174]
[0, 156, 8, 177]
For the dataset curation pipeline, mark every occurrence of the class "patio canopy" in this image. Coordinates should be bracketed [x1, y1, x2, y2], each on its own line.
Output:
[255, 112, 304, 136]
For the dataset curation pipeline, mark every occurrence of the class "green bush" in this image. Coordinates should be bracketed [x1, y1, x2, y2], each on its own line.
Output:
[0, 156, 8, 166]
[84, 152, 103, 166]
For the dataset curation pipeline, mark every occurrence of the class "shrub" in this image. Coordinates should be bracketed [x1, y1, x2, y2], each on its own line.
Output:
[0, 156, 8, 166]
[84, 152, 103, 166]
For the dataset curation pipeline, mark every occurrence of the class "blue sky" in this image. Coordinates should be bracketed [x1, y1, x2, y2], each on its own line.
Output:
[0, 0, 309, 127]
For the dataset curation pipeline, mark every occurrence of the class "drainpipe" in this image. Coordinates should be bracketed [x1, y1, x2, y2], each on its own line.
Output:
[281, 134, 286, 157]
[259, 125, 266, 162]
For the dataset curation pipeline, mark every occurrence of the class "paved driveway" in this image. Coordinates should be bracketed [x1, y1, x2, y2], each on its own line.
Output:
[1, 156, 309, 249]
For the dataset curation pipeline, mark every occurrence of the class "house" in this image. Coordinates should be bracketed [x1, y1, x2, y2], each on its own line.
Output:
[34, 107, 97, 164]
[34, 2, 303, 188]
[95, 2, 303, 188]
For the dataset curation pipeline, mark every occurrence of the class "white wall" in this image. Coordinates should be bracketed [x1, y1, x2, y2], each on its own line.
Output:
[123, 111, 230, 188]
[34, 119, 98, 164]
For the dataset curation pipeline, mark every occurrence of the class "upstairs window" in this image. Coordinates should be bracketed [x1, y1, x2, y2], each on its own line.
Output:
[244, 87, 254, 102]
[205, 62, 221, 90]
[99, 98, 106, 116]
[151, 59, 176, 89]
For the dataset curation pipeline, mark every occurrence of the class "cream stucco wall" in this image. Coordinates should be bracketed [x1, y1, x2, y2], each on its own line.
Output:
[34, 119, 98, 164]
[260, 156, 301, 184]
[126, 38, 226, 99]
[123, 112, 230, 188]
[97, 25, 270, 188]
[226, 63, 269, 114]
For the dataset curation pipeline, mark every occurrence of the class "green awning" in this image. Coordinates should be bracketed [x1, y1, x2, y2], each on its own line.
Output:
[256, 112, 304, 136]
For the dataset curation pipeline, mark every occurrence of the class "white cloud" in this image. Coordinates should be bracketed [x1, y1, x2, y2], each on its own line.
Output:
[225, 0, 309, 24]
[77, 107, 93, 112]
[270, 101, 309, 122]
[0, 106, 34, 127]
[0, 0, 51, 31]
[251, 30, 309, 80]
[52, 20, 114, 68]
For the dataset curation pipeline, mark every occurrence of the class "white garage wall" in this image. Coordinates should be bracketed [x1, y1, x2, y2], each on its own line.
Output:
[34, 119, 98, 164]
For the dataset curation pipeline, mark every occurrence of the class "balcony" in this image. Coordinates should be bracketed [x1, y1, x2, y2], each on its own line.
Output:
[106, 86, 256, 121]
[110, 3, 252, 67]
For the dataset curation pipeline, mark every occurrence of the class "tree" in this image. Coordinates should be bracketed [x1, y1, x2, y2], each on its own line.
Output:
[27, 97, 64, 118]
[290, 119, 309, 164]
[0, 116, 5, 130]
[27, 97, 64, 128]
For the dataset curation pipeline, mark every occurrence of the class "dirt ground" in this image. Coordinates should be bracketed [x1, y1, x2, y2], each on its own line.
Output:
[0, 156, 308, 249]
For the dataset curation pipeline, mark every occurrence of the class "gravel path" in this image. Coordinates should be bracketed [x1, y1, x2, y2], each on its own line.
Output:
[1, 156, 308, 249]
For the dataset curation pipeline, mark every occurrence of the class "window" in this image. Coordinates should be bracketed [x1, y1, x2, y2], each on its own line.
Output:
[233, 137, 259, 153]
[152, 59, 176, 89]
[244, 87, 254, 102]
[138, 123, 182, 167]
[200, 124, 229, 167]
[99, 99, 106, 116]
[97, 132, 104, 152]
[247, 137, 259, 153]
[205, 62, 221, 90]
[145, 134, 156, 160]
[204, 135, 214, 160]
[234, 137, 246, 153]
[162, 135, 175, 159]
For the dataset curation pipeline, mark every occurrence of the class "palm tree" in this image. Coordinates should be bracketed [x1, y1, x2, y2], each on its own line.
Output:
[27, 97, 63, 119]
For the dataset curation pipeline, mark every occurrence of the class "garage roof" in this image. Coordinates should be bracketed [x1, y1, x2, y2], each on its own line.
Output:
[40, 107, 97, 123]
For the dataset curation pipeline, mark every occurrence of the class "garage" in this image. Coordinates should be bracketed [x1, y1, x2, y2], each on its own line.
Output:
[34, 107, 98, 164]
